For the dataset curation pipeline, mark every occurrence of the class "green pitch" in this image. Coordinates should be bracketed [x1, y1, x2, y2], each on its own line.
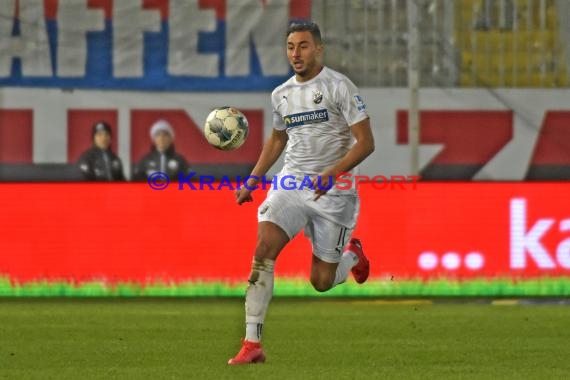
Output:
[1, 298, 570, 379]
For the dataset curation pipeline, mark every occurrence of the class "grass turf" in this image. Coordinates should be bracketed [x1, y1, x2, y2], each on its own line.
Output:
[1, 298, 570, 379]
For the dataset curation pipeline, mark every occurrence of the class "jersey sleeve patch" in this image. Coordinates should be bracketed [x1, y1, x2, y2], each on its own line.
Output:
[353, 94, 367, 111]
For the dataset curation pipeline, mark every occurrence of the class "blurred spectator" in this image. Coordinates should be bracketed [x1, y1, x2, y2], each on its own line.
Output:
[132, 120, 190, 181]
[77, 121, 125, 181]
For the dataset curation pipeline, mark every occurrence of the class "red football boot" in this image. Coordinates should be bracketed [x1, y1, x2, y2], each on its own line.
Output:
[346, 238, 370, 284]
[228, 339, 266, 365]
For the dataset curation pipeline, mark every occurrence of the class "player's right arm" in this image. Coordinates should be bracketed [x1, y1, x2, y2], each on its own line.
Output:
[235, 128, 288, 205]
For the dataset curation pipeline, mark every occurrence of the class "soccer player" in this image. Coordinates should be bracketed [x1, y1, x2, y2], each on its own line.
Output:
[228, 22, 375, 365]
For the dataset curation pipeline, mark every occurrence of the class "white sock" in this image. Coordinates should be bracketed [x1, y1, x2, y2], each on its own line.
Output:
[244, 257, 275, 343]
[245, 322, 263, 343]
[332, 251, 359, 287]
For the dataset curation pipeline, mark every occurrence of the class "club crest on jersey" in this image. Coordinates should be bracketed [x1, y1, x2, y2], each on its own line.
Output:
[283, 109, 329, 128]
[312, 90, 323, 104]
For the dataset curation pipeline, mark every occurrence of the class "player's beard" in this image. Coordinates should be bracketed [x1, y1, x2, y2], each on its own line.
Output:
[295, 67, 308, 77]
[293, 59, 315, 78]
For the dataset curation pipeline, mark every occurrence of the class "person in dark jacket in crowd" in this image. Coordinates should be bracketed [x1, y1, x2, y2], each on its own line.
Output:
[132, 119, 190, 181]
[77, 121, 125, 181]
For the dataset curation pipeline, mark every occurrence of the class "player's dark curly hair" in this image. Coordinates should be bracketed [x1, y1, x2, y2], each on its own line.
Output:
[286, 22, 322, 44]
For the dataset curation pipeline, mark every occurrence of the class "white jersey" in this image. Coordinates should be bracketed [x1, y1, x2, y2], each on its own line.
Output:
[271, 66, 369, 195]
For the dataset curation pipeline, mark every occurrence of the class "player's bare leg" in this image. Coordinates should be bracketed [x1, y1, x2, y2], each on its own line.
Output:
[310, 257, 338, 292]
[228, 221, 289, 365]
[309, 238, 369, 292]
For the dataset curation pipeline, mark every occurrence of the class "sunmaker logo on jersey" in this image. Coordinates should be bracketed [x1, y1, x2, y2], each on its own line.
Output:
[283, 109, 329, 128]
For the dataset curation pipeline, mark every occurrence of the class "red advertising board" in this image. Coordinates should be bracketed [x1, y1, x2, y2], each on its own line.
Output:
[1, 182, 569, 289]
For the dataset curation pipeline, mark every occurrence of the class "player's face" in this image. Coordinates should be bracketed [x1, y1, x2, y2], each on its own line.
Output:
[94, 131, 111, 150]
[287, 31, 323, 80]
[154, 131, 172, 152]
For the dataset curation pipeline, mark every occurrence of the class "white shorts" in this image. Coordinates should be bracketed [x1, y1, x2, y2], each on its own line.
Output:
[257, 188, 360, 263]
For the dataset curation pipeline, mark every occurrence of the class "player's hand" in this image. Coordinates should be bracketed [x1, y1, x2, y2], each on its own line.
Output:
[235, 188, 254, 205]
[312, 168, 337, 201]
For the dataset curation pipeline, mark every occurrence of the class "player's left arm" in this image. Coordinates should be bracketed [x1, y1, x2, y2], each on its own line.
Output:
[313, 117, 375, 199]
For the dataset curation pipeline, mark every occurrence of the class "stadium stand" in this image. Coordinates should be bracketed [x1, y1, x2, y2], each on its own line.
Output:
[312, 0, 569, 87]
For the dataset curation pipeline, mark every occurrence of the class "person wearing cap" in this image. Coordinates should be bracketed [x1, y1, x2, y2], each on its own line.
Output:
[132, 119, 190, 181]
[77, 121, 126, 181]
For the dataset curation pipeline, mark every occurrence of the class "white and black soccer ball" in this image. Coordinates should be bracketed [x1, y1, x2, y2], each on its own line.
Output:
[203, 106, 249, 151]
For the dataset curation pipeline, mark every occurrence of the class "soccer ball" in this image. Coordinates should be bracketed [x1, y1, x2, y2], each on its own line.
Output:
[203, 106, 249, 150]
